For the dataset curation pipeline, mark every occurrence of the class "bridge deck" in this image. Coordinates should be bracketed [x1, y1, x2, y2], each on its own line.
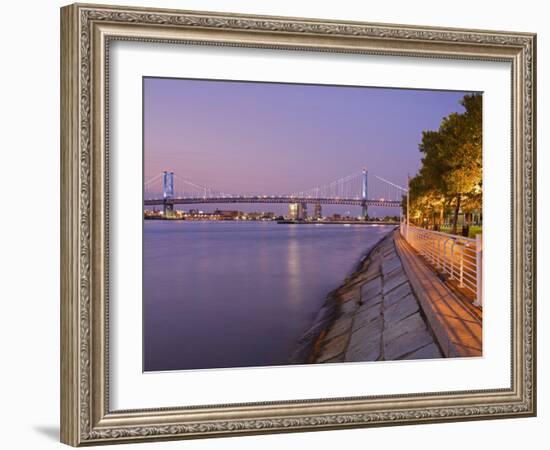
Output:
[144, 196, 401, 208]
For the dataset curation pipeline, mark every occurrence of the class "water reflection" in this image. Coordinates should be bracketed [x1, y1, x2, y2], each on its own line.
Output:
[286, 231, 302, 309]
[143, 221, 393, 371]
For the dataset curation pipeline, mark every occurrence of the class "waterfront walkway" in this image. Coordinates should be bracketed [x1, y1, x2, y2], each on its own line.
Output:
[312, 230, 482, 363]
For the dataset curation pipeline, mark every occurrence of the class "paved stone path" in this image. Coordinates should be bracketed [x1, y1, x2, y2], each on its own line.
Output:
[395, 231, 482, 357]
[314, 231, 443, 363]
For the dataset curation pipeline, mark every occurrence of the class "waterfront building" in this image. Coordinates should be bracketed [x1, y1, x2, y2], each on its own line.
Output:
[313, 202, 322, 220]
[163, 203, 175, 219]
[288, 202, 307, 220]
[214, 209, 241, 220]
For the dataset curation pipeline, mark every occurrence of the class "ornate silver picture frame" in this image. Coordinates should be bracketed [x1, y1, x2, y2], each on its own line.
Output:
[60, 3, 536, 446]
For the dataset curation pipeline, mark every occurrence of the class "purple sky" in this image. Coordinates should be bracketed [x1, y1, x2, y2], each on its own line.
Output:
[144, 77, 476, 215]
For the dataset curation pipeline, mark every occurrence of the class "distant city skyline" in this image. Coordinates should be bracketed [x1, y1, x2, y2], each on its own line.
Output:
[144, 77, 477, 215]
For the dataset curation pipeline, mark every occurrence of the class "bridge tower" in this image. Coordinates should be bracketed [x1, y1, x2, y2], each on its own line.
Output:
[361, 168, 368, 219]
[162, 171, 175, 218]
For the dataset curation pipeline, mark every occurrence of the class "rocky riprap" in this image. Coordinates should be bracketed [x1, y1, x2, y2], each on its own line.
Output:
[303, 231, 443, 364]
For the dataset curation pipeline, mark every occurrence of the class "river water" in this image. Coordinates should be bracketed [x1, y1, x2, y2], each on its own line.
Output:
[143, 221, 394, 371]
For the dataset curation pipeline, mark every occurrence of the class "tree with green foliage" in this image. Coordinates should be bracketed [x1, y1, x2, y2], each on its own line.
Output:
[408, 93, 482, 234]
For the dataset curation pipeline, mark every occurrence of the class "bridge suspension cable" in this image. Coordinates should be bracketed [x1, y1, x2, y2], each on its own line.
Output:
[172, 174, 234, 199]
[290, 171, 365, 199]
[290, 171, 403, 203]
[143, 172, 164, 188]
[144, 173, 227, 199]
[144, 170, 405, 204]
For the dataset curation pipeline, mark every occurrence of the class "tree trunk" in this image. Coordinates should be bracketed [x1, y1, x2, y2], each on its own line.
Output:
[452, 194, 461, 234]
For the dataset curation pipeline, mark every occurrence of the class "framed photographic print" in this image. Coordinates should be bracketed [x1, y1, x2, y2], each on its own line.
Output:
[60, 3, 536, 446]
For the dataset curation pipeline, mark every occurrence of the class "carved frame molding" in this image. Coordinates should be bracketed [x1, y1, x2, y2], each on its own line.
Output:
[61, 3, 536, 446]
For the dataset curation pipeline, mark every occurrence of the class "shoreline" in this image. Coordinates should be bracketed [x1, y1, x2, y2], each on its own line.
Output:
[277, 220, 399, 226]
[292, 227, 483, 364]
[144, 217, 399, 225]
[289, 227, 397, 364]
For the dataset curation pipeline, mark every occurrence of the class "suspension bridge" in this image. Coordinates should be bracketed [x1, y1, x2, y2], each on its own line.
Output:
[144, 169, 405, 218]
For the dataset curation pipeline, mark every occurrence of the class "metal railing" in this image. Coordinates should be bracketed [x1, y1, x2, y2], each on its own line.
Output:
[401, 223, 482, 307]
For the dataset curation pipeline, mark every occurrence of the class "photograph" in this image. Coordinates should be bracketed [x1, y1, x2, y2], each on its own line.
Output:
[142, 77, 483, 372]
[55, 2, 536, 446]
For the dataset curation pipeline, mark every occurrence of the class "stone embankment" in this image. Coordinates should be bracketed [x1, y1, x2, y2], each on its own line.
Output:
[291, 229, 443, 364]
[292, 227, 483, 364]
[316, 229, 444, 362]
